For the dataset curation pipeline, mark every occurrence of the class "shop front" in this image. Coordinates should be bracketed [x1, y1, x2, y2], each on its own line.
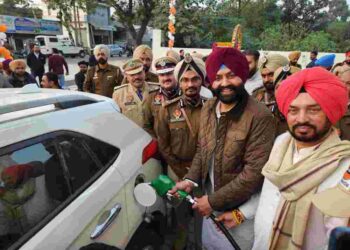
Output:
[0, 15, 62, 51]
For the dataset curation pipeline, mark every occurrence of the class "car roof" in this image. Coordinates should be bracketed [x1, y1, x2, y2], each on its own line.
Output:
[0, 86, 119, 118]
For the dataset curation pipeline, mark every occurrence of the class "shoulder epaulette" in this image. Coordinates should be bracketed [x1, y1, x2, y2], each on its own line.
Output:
[162, 96, 182, 107]
[149, 87, 160, 93]
[147, 81, 161, 86]
[114, 84, 128, 92]
[147, 82, 160, 92]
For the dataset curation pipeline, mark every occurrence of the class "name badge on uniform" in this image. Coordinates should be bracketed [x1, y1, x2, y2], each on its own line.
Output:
[107, 75, 112, 79]
[153, 94, 162, 105]
[125, 95, 137, 105]
[170, 109, 185, 122]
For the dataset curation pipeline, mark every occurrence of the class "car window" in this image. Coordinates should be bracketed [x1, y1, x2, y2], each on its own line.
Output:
[0, 139, 62, 249]
[36, 38, 45, 46]
[49, 37, 58, 43]
[0, 133, 119, 249]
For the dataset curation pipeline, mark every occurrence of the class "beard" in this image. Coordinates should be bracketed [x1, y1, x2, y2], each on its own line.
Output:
[98, 58, 107, 65]
[288, 121, 332, 143]
[263, 81, 275, 91]
[213, 84, 246, 104]
[184, 86, 200, 98]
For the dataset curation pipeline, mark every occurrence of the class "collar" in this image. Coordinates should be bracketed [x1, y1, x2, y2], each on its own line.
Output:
[97, 64, 111, 72]
[160, 87, 179, 99]
[130, 82, 146, 93]
[180, 95, 203, 108]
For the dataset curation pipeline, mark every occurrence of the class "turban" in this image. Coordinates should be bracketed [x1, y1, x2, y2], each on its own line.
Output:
[273, 65, 301, 87]
[260, 54, 289, 73]
[9, 59, 26, 71]
[174, 54, 206, 83]
[288, 51, 301, 61]
[166, 49, 181, 63]
[192, 52, 204, 61]
[133, 45, 153, 60]
[93, 44, 110, 58]
[276, 67, 349, 125]
[315, 54, 335, 68]
[205, 47, 249, 84]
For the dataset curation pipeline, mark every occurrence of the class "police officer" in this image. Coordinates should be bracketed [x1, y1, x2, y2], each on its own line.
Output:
[272, 65, 301, 135]
[252, 54, 289, 106]
[144, 56, 180, 136]
[84, 44, 123, 97]
[156, 54, 207, 250]
[113, 59, 159, 129]
[122, 45, 158, 84]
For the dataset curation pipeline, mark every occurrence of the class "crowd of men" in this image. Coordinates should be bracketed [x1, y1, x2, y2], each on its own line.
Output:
[1, 42, 350, 250]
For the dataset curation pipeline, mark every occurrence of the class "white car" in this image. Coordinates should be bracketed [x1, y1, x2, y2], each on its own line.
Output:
[0, 86, 165, 250]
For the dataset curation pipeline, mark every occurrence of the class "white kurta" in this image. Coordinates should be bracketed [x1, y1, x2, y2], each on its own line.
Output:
[244, 70, 263, 95]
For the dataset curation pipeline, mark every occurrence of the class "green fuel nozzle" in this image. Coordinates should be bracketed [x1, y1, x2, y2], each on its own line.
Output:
[150, 174, 189, 201]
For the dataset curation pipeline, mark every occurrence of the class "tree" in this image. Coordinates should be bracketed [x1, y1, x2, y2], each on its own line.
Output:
[280, 0, 329, 32]
[0, 0, 43, 18]
[328, 0, 350, 22]
[45, 0, 93, 44]
[108, 0, 157, 46]
[326, 21, 350, 52]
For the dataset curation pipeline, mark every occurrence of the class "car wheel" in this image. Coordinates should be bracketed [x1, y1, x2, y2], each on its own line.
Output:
[79, 51, 86, 58]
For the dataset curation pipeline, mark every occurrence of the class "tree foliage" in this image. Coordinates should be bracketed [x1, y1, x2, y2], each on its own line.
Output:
[108, 0, 157, 46]
[0, 0, 43, 18]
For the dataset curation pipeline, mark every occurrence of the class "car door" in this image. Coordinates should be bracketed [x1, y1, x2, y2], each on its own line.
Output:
[0, 132, 128, 250]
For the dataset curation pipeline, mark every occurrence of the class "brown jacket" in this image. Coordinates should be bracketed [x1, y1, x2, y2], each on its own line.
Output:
[338, 105, 350, 140]
[144, 88, 180, 136]
[157, 96, 206, 179]
[83, 64, 123, 98]
[122, 71, 159, 84]
[113, 82, 159, 128]
[185, 96, 276, 211]
[252, 86, 287, 136]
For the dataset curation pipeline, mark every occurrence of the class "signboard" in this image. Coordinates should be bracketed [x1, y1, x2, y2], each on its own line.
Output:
[87, 6, 114, 31]
[0, 15, 62, 35]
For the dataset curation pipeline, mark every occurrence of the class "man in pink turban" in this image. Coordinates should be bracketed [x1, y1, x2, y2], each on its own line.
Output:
[216, 67, 350, 250]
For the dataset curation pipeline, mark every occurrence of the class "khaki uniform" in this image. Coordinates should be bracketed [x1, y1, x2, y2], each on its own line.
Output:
[121, 71, 159, 84]
[157, 96, 206, 179]
[338, 105, 350, 140]
[144, 88, 180, 136]
[83, 64, 123, 98]
[252, 86, 288, 136]
[113, 82, 159, 128]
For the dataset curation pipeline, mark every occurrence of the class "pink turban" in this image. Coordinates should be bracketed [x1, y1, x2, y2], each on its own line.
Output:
[276, 67, 349, 124]
[205, 47, 249, 85]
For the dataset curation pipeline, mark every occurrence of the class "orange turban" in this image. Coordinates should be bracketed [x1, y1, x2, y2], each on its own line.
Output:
[276, 67, 349, 125]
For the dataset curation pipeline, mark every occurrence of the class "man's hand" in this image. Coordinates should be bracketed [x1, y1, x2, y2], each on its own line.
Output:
[216, 212, 239, 229]
[168, 180, 194, 197]
[193, 195, 213, 217]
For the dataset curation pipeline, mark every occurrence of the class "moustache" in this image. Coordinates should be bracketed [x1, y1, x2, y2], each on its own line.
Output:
[292, 123, 317, 131]
[217, 85, 237, 92]
[185, 87, 198, 92]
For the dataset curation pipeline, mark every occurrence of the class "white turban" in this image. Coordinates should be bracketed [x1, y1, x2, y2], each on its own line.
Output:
[93, 44, 110, 58]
